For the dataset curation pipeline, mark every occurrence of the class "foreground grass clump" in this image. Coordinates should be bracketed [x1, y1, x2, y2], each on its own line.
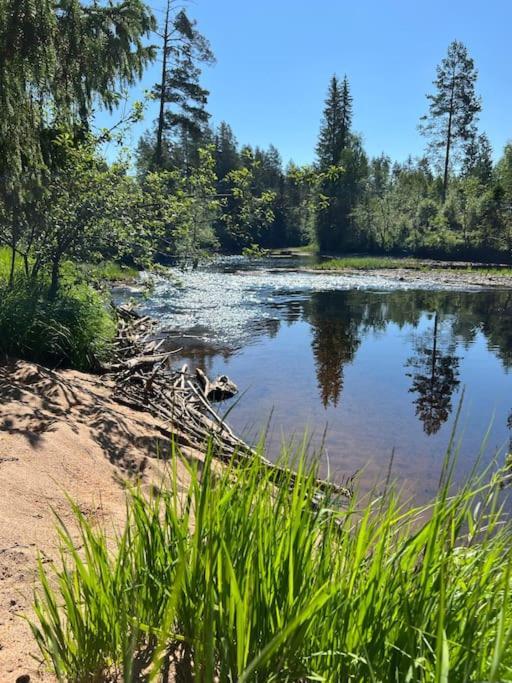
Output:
[0, 276, 115, 370]
[314, 256, 421, 270]
[30, 445, 512, 682]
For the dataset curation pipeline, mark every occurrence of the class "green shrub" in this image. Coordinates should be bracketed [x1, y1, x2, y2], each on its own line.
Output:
[30, 444, 512, 682]
[0, 276, 115, 370]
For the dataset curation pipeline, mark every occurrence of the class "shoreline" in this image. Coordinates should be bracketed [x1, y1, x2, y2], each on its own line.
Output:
[292, 265, 512, 289]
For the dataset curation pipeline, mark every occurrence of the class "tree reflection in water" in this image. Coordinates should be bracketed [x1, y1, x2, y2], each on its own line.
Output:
[308, 291, 361, 407]
[163, 283, 512, 444]
[406, 312, 461, 435]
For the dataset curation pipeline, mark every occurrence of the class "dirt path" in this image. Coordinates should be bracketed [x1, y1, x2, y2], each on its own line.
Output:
[0, 360, 200, 682]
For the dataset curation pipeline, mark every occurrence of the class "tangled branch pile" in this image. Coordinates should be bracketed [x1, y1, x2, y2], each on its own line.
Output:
[105, 304, 352, 500]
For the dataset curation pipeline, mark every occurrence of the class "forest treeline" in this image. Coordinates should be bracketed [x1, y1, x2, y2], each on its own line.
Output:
[1, 0, 512, 307]
[133, 12, 512, 262]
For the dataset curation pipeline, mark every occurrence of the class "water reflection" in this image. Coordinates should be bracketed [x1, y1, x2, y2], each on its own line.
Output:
[131, 259, 512, 495]
[161, 285, 512, 437]
[308, 292, 361, 407]
[298, 290, 511, 428]
[406, 313, 461, 435]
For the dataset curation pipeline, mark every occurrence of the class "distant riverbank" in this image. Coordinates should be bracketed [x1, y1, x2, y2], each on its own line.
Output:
[291, 255, 512, 289]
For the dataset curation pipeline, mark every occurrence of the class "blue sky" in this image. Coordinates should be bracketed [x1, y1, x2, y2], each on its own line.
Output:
[97, 0, 512, 166]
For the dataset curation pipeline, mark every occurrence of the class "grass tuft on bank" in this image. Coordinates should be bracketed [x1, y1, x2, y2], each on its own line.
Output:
[0, 276, 115, 370]
[72, 260, 139, 284]
[0, 246, 132, 370]
[314, 256, 421, 270]
[30, 443, 512, 682]
[314, 255, 512, 276]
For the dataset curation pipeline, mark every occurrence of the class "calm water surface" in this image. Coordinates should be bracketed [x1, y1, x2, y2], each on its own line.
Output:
[132, 257, 512, 500]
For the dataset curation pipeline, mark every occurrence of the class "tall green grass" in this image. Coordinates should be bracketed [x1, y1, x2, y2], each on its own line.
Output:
[0, 245, 25, 279]
[0, 276, 115, 370]
[313, 256, 512, 276]
[30, 443, 512, 681]
[0, 245, 128, 370]
[313, 256, 421, 271]
[69, 260, 139, 284]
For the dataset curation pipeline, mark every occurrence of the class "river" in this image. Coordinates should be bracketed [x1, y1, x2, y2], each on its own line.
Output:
[124, 256, 512, 501]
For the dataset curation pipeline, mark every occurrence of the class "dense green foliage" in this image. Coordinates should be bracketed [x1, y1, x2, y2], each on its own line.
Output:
[0, 275, 115, 369]
[0, 0, 155, 261]
[0, 244, 120, 371]
[31, 444, 512, 681]
[3, 5, 510, 287]
[0, 0, 157, 295]
[134, 38, 512, 260]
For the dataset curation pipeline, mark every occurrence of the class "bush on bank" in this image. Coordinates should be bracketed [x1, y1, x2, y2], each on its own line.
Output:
[0, 276, 115, 371]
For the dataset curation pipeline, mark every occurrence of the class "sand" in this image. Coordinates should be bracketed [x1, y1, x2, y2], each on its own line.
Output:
[0, 359, 199, 682]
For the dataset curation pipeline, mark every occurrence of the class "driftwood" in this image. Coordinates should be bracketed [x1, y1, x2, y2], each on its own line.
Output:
[104, 304, 352, 501]
[195, 368, 238, 402]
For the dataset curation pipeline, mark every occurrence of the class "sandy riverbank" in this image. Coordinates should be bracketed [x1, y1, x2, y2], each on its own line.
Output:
[0, 359, 201, 681]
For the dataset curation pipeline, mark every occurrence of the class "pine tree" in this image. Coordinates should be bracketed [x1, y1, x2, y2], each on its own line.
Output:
[153, 2, 214, 169]
[214, 122, 240, 180]
[315, 75, 367, 252]
[316, 75, 352, 169]
[420, 40, 481, 201]
[463, 132, 493, 184]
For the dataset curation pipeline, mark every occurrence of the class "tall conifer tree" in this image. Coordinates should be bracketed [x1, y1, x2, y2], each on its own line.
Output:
[214, 122, 240, 180]
[152, 1, 214, 170]
[419, 40, 481, 201]
[316, 75, 352, 168]
[315, 75, 367, 252]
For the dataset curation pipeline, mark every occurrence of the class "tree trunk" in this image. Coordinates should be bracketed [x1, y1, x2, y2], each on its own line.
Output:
[8, 243, 16, 289]
[430, 312, 439, 390]
[442, 72, 456, 203]
[49, 258, 60, 299]
[155, 0, 171, 168]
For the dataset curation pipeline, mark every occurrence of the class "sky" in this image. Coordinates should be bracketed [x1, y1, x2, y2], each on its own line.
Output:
[97, 0, 512, 167]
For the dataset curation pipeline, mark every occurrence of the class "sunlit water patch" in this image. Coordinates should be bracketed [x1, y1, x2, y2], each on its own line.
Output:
[130, 256, 482, 352]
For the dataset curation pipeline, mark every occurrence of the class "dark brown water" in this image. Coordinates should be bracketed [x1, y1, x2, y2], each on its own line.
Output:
[131, 257, 512, 501]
